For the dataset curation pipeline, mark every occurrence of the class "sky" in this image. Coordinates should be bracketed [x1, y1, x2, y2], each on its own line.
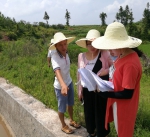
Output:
[0, 0, 149, 25]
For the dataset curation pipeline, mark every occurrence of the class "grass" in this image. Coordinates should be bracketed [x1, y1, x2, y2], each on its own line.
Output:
[139, 43, 150, 57]
[134, 73, 150, 136]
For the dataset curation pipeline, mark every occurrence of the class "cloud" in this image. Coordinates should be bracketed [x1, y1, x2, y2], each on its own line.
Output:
[64, 0, 91, 4]
[0, 0, 149, 25]
[105, 1, 120, 13]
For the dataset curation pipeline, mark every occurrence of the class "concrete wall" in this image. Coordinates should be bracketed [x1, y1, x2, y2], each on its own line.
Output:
[0, 78, 87, 137]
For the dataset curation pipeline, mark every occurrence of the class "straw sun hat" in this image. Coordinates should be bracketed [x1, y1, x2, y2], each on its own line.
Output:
[76, 29, 100, 48]
[49, 39, 54, 45]
[49, 32, 75, 50]
[92, 22, 142, 50]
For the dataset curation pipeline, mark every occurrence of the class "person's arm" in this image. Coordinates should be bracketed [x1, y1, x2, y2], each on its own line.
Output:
[47, 50, 52, 67]
[98, 88, 134, 99]
[77, 53, 83, 101]
[47, 57, 51, 67]
[97, 68, 109, 76]
[97, 50, 113, 76]
[99, 61, 139, 99]
[55, 69, 68, 96]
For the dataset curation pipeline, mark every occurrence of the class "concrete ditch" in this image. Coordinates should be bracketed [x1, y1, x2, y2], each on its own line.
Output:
[0, 77, 88, 137]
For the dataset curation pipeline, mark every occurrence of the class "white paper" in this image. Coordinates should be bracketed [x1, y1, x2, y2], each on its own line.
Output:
[78, 68, 114, 92]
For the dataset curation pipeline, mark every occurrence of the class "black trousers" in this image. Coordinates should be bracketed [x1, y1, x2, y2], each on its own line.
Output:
[83, 89, 96, 134]
[83, 88, 110, 137]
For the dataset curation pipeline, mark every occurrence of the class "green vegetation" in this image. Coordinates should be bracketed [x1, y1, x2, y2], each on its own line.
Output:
[0, 4, 150, 136]
[1, 39, 150, 137]
[139, 43, 150, 56]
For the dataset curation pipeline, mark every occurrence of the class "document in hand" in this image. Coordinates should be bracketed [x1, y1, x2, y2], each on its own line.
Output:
[78, 68, 114, 92]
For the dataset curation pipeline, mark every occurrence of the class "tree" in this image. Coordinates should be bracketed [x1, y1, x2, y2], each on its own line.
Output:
[124, 5, 130, 26]
[116, 13, 120, 21]
[115, 5, 132, 26]
[128, 9, 134, 35]
[43, 11, 49, 25]
[143, 2, 150, 28]
[142, 2, 150, 40]
[99, 12, 107, 26]
[65, 9, 71, 26]
[117, 6, 124, 24]
[12, 18, 16, 23]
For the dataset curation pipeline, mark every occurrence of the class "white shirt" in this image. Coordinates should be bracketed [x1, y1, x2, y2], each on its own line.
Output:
[47, 50, 56, 58]
[51, 51, 72, 89]
[85, 53, 99, 70]
[83, 53, 99, 88]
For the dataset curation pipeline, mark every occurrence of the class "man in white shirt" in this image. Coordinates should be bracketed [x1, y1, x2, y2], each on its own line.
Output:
[49, 32, 81, 134]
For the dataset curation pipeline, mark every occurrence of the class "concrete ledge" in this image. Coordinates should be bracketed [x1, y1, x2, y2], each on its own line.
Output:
[0, 78, 88, 137]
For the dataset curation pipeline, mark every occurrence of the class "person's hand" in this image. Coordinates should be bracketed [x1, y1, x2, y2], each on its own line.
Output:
[79, 88, 83, 100]
[97, 69, 107, 76]
[79, 94, 83, 102]
[79, 94, 84, 105]
[97, 68, 104, 76]
[96, 87, 100, 92]
[61, 84, 69, 96]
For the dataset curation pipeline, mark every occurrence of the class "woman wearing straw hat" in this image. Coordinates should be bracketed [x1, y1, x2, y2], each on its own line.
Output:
[76, 29, 112, 137]
[49, 32, 81, 134]
[92, 22, 143, 137]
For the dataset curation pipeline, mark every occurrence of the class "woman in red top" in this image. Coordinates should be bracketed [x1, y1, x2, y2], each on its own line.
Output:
[92, 22, 143, 137]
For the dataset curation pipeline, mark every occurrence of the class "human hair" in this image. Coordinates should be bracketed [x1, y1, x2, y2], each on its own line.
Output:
[86, 40, 91, 44]
[131, 47, 143, 57]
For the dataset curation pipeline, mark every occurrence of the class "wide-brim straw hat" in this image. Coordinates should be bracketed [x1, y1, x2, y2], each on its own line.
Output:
[76, 29, 100, 48]
[49, 39, 54, 46]
[49, 32, 75, 50]
[92, 22, 142, 50]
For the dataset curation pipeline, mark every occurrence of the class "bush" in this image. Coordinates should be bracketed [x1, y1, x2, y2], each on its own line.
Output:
[6, 32, 17, 40]
[39, 22, 47, 28]
[0, 33, 2, 39]
[57, 24, 65, 29]
[51, 24, 65, 29]
[0, 42, 3, 52]
[51, 24, 57, 29]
